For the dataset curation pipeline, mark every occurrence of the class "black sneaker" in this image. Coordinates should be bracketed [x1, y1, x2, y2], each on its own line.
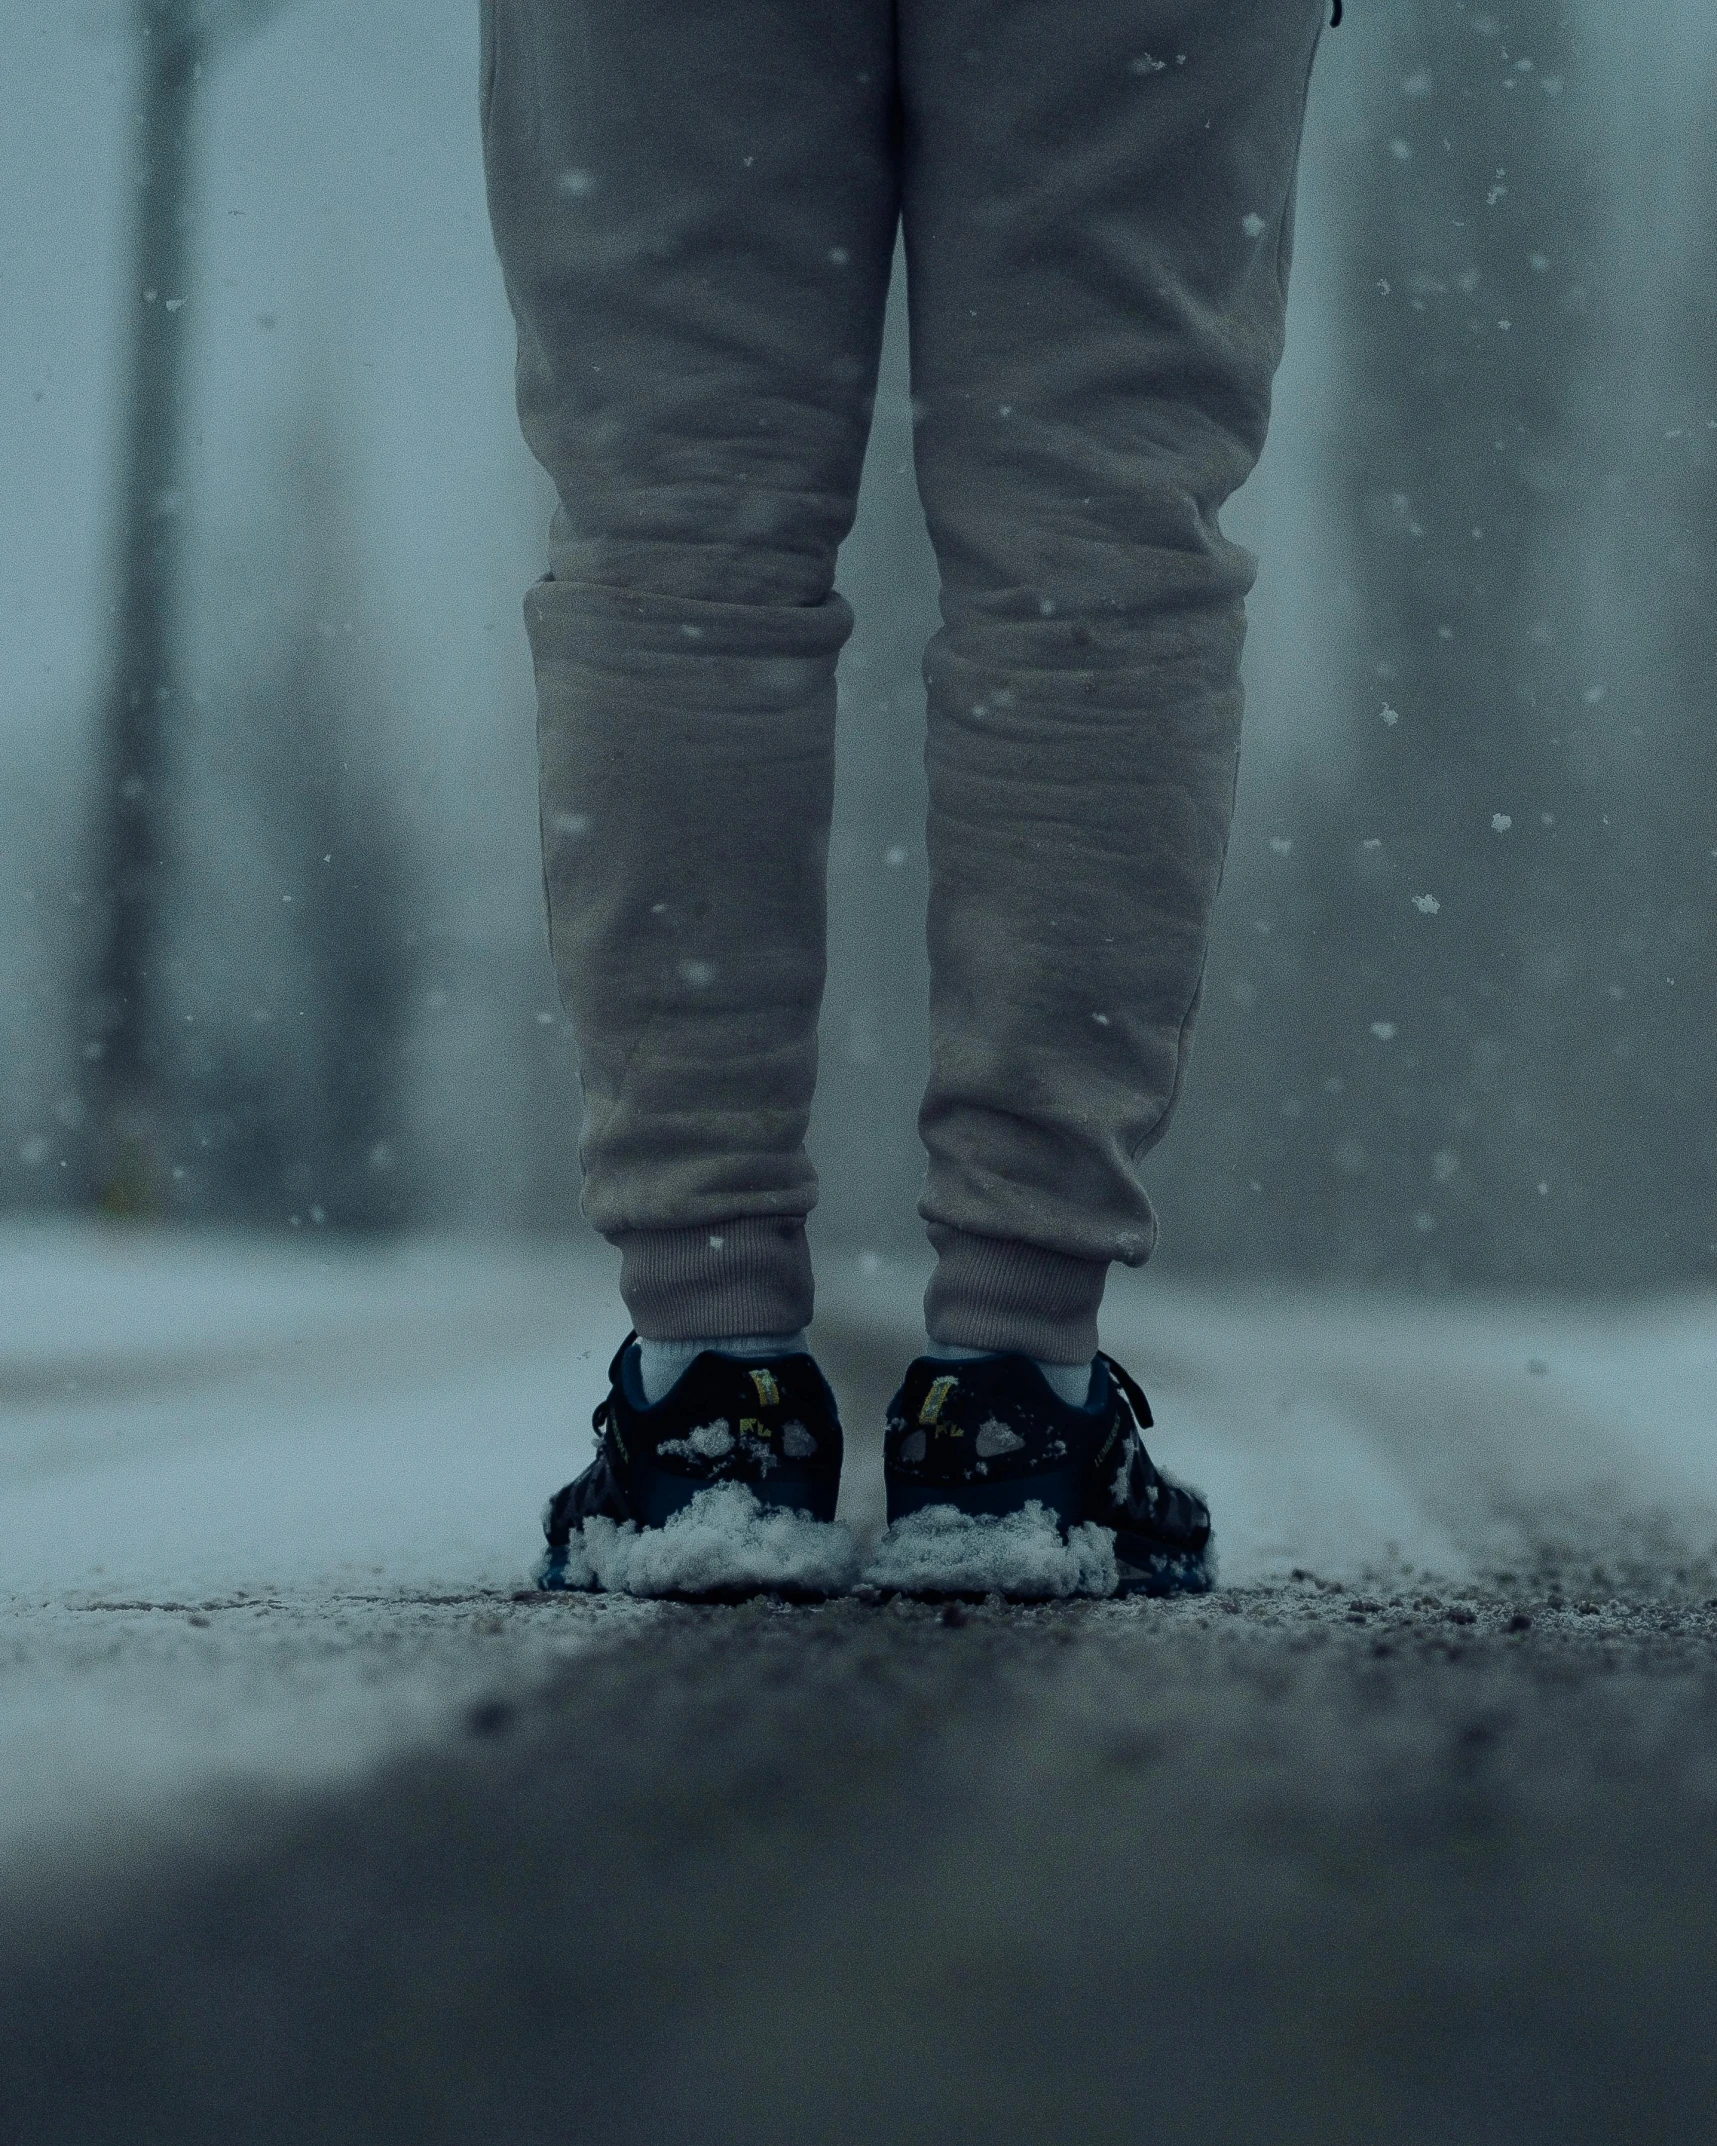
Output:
[866, 1351, 1212, 1600]
[538, 1333, 857, 1597]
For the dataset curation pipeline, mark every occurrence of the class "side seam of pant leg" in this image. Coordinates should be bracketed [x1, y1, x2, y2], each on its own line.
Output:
[481, 0, 901, 1338]
[902, 0, 1328, 1358]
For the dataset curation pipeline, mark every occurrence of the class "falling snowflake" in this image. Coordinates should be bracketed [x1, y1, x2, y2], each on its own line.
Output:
[1413, 894, 1440, 915]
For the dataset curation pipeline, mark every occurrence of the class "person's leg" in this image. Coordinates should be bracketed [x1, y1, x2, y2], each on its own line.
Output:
[480, 0, 899, 1342]
[900, 0, 1328, 1364]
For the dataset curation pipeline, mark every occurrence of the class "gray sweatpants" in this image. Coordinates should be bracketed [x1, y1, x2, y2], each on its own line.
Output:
[481, 0, 1326, 1360]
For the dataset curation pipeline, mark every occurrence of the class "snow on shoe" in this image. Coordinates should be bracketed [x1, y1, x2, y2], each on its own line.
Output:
[579, 1481, 860, 1598]
[864, 1500, 1118, 1600]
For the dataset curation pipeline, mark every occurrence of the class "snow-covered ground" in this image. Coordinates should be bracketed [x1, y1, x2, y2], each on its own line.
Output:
[0, 1223, 644, 1874]
[2, 1218, 1714, 1878]
[1116, 1269, 1717, 1588]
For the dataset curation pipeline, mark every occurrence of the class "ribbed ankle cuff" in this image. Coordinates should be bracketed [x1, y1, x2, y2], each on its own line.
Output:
[614, 1217, 814, 1342]
[923, 1224, 1108, 1363]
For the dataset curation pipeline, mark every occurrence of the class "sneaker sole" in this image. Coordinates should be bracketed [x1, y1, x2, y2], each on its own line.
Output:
[1112, 1532, 1217, 1598]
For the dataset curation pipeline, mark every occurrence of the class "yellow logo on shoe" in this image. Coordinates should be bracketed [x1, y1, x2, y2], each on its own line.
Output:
[739, 1416, 768, 1440]
[749, 1368, 781, 1408]
[919, 1375, 960, 1427]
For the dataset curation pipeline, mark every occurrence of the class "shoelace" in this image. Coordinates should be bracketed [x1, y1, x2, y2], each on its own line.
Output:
[1095, 1351, 1156, 1435]
[590, 1327, 641, 1444]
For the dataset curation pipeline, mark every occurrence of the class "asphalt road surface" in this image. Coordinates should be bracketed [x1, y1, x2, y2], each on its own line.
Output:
[2, 1226, 1715, 2143]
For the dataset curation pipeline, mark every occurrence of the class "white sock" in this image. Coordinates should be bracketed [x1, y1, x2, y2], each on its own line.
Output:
[929, 1342, 1099, 1410]
[635, 1331, 810, 1406]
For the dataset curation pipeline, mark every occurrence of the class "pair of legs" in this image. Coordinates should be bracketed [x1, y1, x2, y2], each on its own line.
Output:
[482, 0, 1326, 1363]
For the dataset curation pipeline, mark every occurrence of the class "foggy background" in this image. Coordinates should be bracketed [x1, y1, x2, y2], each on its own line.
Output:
[3, 0, 1714, 1296]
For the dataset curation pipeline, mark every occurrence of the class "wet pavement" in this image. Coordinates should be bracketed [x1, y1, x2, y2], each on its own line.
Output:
[5, 1580, 1717, 2145]
[2, 1225, 1715, 2142]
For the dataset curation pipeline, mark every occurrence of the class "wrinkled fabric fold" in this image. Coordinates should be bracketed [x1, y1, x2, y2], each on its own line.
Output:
[483, 0, 1326, 1353]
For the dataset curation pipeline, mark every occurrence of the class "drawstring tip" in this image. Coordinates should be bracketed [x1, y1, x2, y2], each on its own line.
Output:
[1331, 1, 1343, 23]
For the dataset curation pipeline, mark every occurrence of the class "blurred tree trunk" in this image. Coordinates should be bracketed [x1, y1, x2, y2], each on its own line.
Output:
[170, 390, 421, 1233]
[82, 0, 204, 1213]
[1569, 11, 1717, 1282]
[82, 0, 300, 1216]
[1267, 0, 1604, 1287]
[1649, 121, 1717, 1275]
[264, 407, 419, 1234]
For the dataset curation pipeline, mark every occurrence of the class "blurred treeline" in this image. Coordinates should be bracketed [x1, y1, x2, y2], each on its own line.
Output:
[2, 0, 1713, 1290]
[1154, 0, 1717, 1291]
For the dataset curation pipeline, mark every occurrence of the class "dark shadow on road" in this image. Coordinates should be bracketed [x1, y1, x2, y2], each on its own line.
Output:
[4, 1590, 1716, 2144]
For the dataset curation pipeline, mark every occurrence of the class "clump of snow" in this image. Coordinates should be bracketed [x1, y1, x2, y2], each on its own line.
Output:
[864, 1504, 1117, 1600]
[656, 1419, 734, 1462]
[579, 1483, 859, 1598]
[547, 1532, 597, 1589]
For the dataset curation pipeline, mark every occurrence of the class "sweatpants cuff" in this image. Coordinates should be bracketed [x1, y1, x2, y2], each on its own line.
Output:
[923, 1226, 1108, 1364]
[614, 1218, 814, 1342]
